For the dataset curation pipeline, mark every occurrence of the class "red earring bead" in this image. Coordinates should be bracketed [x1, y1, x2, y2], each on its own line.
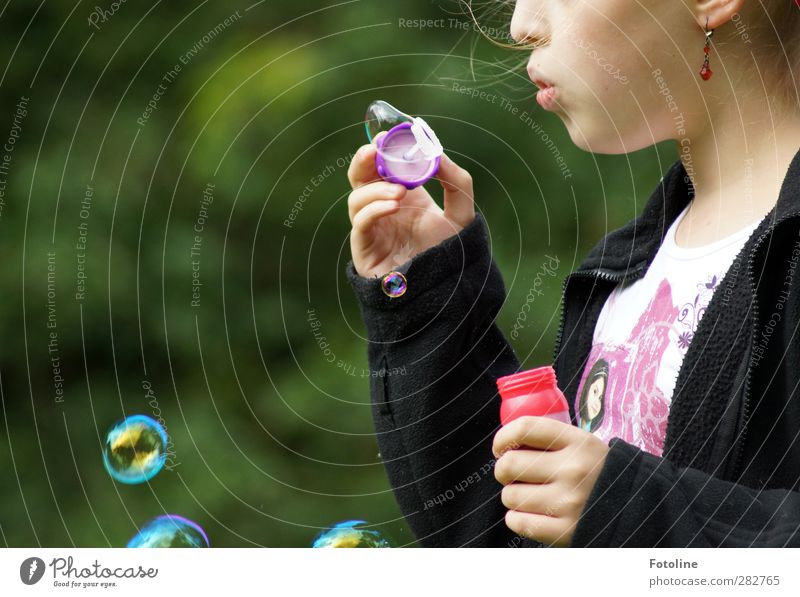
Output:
[700, 25, 714, 81]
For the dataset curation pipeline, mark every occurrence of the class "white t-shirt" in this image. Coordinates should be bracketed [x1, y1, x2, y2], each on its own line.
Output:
[573, 204, 760, 456]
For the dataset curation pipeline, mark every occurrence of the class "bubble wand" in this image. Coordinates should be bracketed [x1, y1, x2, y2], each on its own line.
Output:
[364, 100, 443, 189]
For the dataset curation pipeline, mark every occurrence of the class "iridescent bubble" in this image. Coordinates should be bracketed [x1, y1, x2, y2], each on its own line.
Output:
[103, 415, 168, 484]
[364, 100, 413, 142]
[381, 271, 407, 298]
[127, 514, 209, 548]
[311, 520, 394, 548]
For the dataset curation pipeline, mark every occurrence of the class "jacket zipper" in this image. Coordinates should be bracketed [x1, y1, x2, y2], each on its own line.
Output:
[551, 262, 647, 367]
[727, 228, 770, 480]
[727, 207, 800, 479]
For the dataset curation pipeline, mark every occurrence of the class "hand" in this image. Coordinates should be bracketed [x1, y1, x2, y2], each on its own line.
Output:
[346, 131, 476, 278]
[492, 416, 610, 547]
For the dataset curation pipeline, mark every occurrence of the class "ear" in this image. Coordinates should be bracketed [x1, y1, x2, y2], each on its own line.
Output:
[695, 0, 747, 30]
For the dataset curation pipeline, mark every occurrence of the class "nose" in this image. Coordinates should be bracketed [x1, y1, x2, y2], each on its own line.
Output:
[509, 0, 547, 45]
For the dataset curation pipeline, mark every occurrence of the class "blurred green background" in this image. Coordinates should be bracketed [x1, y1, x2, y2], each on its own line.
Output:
[0, 0, 673, 547]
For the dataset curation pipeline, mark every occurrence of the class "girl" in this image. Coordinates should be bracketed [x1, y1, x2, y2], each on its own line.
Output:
[345, 0, 800, 547]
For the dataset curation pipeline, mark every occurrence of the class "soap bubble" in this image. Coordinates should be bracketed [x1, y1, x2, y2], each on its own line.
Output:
[127, 514, 209, 548]
[103, 415, 168, 484]
[381, 271, 407, 298]
[364, 100, 412, 142]
[311, 520, 394, 548]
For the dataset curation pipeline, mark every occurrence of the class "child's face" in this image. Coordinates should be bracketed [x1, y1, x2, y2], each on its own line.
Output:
[586, 376, 604, 419]
[510, 0, 702, 153]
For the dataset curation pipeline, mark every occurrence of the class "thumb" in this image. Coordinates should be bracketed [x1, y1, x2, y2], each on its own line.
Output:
[437, 153, 475, 228]
[371, 130, 388, 146]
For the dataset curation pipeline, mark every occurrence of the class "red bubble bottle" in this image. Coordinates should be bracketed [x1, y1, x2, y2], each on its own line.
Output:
[495, 366, 571, 426]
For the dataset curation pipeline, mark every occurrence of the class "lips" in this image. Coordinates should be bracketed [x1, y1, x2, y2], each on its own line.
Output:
[527, 65, 553, 90]
[528, 67, 558, 110]
[536, 86, 557, 110]
[532, 77, 552, 90]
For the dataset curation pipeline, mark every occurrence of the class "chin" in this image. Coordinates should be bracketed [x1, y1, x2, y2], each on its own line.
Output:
[563, 123, 622, 154]
[565, 119, 659, 155]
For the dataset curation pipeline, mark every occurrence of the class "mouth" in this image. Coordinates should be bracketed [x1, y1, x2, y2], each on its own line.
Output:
[527, 67, 558, 110]
[532, 77, 552, 90]
[527, 64, 553, 90]
[533, 78, 557, 110]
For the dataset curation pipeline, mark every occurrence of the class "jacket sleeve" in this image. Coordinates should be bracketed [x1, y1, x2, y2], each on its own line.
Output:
[345, 212, 533, 547]
[571, 437, 800, 546]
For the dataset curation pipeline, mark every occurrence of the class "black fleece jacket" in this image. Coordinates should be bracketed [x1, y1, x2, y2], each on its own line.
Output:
[345, 146, 800, 547]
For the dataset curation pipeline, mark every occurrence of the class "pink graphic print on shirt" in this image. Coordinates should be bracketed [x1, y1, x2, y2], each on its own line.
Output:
[675, 274, 719, 352]
[574, 279, 678, 457]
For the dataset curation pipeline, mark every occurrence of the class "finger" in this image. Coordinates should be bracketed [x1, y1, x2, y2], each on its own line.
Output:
[501, 481, 565, 515]
[436, 153, 475, 227]
[348, 182, 407, 224]
[493, 416, 574, 457]
[371, 130, 388, 145]
[347, 145, 381, 190]
[346, 132, 391, 190]
[494, 449, 557, 485]
[351, 198, 400, 232]
[504, 510, 572, 547]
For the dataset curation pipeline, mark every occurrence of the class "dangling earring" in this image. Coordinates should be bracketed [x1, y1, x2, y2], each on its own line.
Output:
[700, 18, 714, 81]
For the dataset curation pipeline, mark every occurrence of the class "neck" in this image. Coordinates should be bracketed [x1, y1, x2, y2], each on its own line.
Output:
[675, 92, 800, 246]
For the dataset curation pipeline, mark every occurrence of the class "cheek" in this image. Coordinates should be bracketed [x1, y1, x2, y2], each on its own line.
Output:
[550, 10, 679, 150]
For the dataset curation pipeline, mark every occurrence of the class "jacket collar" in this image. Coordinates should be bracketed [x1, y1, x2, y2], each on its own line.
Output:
[576, 145, 800, 277]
